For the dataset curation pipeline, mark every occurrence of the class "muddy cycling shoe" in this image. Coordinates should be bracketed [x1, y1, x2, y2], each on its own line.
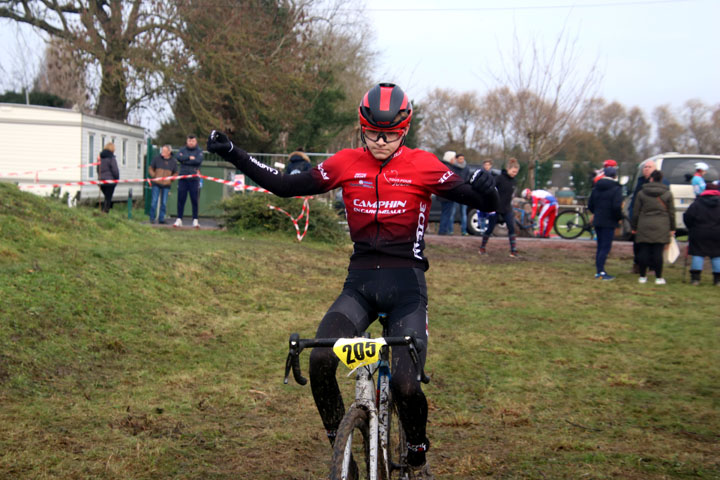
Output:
[407, 462, 434, 480]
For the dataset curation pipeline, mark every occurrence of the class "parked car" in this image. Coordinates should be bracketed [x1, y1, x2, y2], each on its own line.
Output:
[621, 153, 720, 238]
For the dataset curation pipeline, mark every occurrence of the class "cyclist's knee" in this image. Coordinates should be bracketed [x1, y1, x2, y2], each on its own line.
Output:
[309, 311, 358, 376]
[390, 370, 424, 400]
[309, 346, 338, 377]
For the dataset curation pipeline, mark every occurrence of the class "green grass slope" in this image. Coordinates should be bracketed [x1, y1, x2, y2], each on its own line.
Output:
[1, 182, 718, 479]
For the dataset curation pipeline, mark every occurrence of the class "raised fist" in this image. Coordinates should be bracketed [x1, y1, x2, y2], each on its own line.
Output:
[470, 168, 496, 195]
[207, 130, 234, 156]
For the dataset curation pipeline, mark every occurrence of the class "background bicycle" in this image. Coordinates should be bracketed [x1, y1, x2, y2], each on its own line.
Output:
[553, 196, 595, 240]
[512, 199, 535, 237]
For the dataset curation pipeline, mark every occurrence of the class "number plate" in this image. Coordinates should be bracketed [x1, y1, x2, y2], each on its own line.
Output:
[333, 338, 387, 370]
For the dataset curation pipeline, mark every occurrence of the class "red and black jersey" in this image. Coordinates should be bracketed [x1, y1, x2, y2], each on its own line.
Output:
[224, 146, 498, 270]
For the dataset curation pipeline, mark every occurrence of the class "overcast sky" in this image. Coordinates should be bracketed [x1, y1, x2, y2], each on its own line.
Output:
[365, 0, 720, 115]
[1, 0, 718, 133]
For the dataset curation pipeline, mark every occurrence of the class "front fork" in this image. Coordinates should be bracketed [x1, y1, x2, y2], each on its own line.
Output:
[377, 358, 393, 479]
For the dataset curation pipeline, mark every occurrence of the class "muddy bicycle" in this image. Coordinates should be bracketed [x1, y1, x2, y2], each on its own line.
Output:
[284, 321, 429, 480]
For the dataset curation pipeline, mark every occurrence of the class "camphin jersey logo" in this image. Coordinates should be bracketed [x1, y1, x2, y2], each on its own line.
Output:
[352, 199, 408, 215]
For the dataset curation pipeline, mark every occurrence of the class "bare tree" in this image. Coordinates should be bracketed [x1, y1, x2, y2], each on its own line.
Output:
[418, 88, 482, 156]
[484, 27, 602, 187]
[33, 37, 88, 110]
[654, 105, 687, 153]
[0, 0, 185, 121]
[682, 99, 720, 154]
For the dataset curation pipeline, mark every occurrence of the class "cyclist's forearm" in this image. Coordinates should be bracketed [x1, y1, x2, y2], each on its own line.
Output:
[223, 147, 323, 197]
[442, 183, 498, 212]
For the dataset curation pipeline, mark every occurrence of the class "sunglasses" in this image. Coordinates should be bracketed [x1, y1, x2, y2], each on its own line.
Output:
[363, 128, 405, 143]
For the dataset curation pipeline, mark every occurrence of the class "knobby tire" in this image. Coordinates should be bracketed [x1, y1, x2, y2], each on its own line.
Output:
[331, 406, 372, 480]
[554, 210, 588, 239]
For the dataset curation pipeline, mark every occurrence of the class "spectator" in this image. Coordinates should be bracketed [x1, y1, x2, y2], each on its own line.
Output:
[285, 150, 312, 175]
[522, 188, 558, 238]
[692, 161, 709, 197]
[588, 162, 623, 280]
[96, 143, 119, 213]
[629, 159, 667, 273]
[479, 157, 520, 257]
[437, 151, 456, 235]
[454, 153, 471, 235]
[631, 170, 675, 285]
[593, 159, 618, 184]
[684, 181, 720, 286]
[149, 144, 178, 224]
[174, 134, 204, 228]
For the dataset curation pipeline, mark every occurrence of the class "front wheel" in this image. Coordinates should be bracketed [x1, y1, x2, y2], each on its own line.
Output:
[331, 406, 373, 480]
[554, 210, 588, 239]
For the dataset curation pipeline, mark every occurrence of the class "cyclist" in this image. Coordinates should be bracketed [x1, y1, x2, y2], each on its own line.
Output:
[207, 82, 498, 479]
[522, 188, 558, 238]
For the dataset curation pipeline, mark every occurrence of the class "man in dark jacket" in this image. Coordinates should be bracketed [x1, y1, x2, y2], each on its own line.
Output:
[454, 153, 472, 235]
[174, 134, 204, 228]
[684, 181, 720, 285]
[149, 145, 178, 224]
[589, 163, 624, 280]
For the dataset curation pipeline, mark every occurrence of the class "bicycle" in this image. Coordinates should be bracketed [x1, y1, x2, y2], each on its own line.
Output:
[284, 320, 430, 480]
[553, 208, 595, 240]
[512, 201, 535, 237]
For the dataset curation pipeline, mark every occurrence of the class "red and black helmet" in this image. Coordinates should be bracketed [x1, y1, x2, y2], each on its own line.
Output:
[358, 83, 412, 130]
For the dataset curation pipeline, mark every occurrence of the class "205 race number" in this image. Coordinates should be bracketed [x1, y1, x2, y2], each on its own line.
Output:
[333, 338, 387, 370]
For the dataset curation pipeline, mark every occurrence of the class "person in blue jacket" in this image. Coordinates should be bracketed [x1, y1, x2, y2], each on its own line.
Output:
[588, 163, 623, 280]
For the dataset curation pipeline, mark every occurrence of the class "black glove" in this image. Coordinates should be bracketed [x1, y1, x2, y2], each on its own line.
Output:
[470, 168, 496, 195]
[207, 130, 234, 156]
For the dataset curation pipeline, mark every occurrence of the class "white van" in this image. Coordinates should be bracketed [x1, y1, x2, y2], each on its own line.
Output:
[625, 153, 720, 236]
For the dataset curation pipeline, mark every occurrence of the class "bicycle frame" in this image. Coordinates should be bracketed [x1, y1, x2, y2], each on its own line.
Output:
[342, 362, 380, 479]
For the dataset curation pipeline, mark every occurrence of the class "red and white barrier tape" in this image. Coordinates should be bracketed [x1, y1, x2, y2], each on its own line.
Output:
[268, 197, 311, 242]
[16, 173, 312, 241]
[0, 161, 100, 180]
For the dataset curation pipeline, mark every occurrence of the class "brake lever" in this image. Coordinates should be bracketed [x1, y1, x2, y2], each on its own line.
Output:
[405, 336, 430, 384]
[284, 334, 308, 385]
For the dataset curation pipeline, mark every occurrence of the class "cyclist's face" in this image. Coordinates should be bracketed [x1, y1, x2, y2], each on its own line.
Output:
[507, 166, 519, 178]
[364, 127, 405, 160]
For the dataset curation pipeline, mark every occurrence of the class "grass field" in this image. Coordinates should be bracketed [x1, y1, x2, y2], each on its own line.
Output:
[1, 183, 718, 479]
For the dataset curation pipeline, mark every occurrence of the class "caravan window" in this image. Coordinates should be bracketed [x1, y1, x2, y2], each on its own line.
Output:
[88, 133, 95, 178]
[122, 138, 128, 167]
[136, 141, 142, 168]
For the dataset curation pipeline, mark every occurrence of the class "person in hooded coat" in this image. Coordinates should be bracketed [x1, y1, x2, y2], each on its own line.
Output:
[684, 181, 720, 286]
[631, 170, 676, 285]
[588, 164, 623, 280]
[285, 151, 312, 175]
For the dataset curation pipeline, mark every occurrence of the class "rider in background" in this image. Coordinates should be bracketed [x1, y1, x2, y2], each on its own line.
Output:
[207, 83, 498, 479]
[522, 188, 558, 238]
